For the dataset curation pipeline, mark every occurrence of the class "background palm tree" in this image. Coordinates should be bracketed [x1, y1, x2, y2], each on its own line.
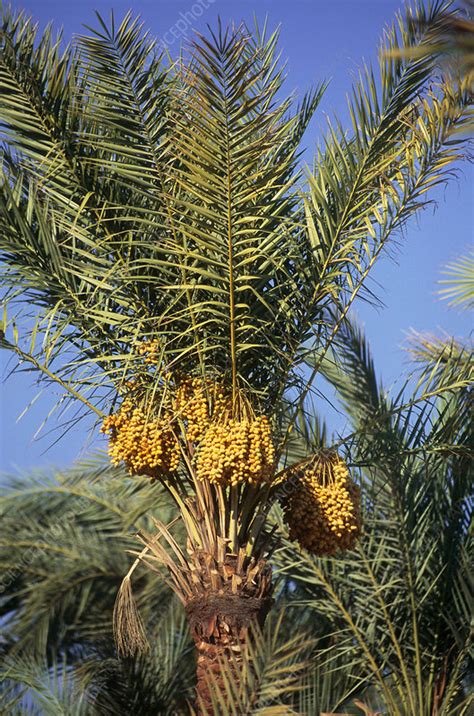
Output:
[0, 1, 472, 711]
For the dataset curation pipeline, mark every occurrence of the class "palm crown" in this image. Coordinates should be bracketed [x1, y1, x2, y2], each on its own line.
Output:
[0, 2, 470, 420]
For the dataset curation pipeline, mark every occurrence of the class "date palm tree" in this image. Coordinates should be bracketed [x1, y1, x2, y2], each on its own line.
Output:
[0, 2, 471, 711]
[0, 322, 471, 714]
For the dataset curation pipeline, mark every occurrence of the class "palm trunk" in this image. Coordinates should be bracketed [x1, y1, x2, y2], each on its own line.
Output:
[184, 551, 273, 715]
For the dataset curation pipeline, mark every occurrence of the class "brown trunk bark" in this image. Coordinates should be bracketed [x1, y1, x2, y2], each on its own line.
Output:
[184, 552, 273, 715]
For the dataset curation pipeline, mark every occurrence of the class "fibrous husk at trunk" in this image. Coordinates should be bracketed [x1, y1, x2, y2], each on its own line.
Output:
[184, 551, 273, 715]
[116, 496, 275, 714]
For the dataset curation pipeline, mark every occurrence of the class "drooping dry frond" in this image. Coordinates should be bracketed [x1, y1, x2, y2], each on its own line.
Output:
[113, 574, 150, 658]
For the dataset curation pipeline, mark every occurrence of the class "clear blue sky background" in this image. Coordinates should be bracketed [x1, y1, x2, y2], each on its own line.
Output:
[1, 0, 472, 473]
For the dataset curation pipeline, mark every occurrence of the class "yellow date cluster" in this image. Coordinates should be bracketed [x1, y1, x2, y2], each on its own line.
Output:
[284, 453, 361, 556]
[101, 399, 180, 478]
[102, 371, 276, 486]
[136, 340, 160, 365]
[196, 415, 275, 486]
[172, 377, 227, 443]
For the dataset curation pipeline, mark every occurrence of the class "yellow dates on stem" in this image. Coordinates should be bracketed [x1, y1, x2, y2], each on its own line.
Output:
[101, 399, 180, 479]
[196, 415, 275, 486]
[283, 453, 362, 556]
[101, 374, 276, 486]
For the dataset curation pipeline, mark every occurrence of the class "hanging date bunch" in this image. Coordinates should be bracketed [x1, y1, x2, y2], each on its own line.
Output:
[101, 358, 276, 487]
[172, 375, 229, 443]
[283, 450, 362, 556]
[101, 394, 180, 479]
[196, 392, 275, 486]
[100, 346, 210, 481]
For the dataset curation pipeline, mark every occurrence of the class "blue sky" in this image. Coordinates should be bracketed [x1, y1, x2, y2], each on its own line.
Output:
[1, 0, 472, 472]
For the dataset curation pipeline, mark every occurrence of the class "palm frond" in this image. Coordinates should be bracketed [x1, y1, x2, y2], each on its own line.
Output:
[317, 319, 386, 429]
[0, 460, 175, 657]
[78, 604, 194, 715]
[274, 330, 473, 716]
[385, 0, 474, 79]
[280, 0, 472, 442]
[438, 251, 474, 309]
[1, 2, 470, 434]
[0, 656, 91, 715]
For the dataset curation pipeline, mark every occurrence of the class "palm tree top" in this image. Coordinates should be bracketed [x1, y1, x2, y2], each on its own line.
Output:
[0, 1, 471, 435]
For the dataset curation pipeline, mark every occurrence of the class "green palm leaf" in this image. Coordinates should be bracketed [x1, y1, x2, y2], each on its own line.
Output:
[276, 326, 473, 716]
[438, 251, 474, 309]
[1, 2, 470, 430]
